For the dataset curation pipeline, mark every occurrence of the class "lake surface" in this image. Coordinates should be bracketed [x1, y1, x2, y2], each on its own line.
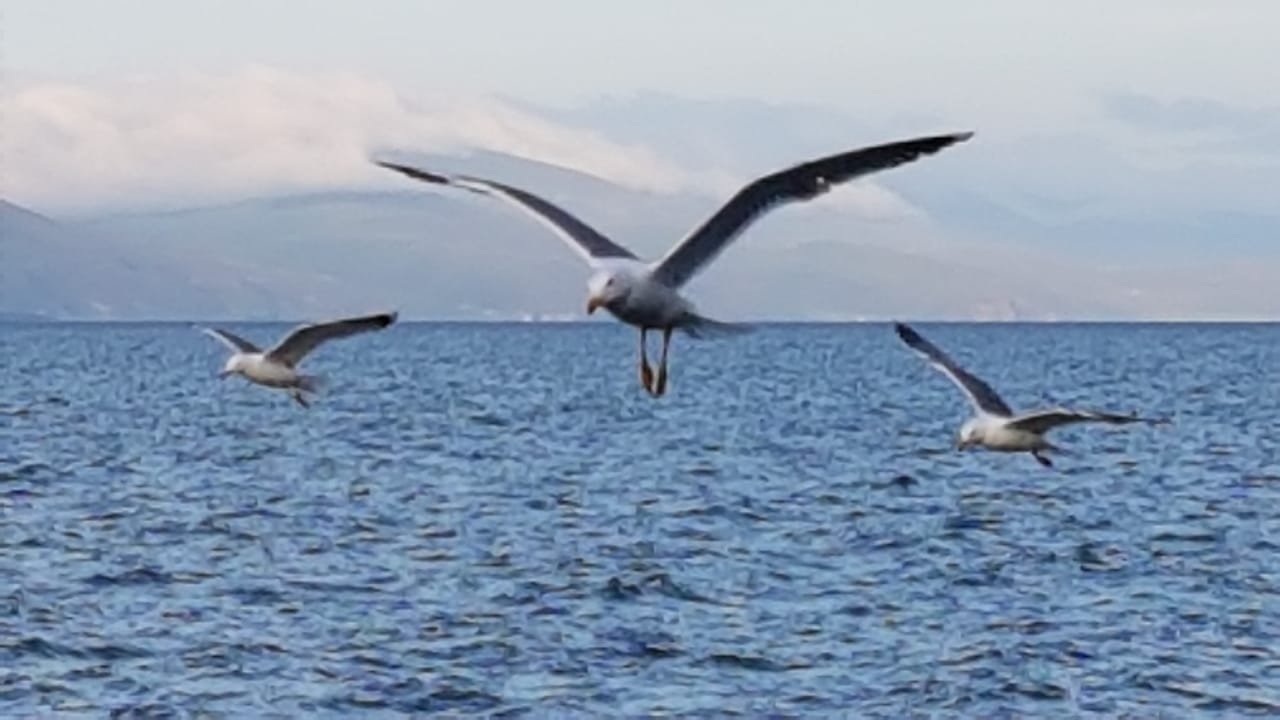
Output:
[2, 322, 1279, 717]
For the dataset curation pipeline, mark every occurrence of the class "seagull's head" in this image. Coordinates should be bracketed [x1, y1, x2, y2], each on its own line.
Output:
[219, 355, 248, 379]
[956, 420, 982, 450]
[586, 271, 631, 315]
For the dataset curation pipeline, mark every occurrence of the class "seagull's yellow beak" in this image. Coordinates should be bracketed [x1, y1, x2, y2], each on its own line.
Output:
[586, 295, 604, 315]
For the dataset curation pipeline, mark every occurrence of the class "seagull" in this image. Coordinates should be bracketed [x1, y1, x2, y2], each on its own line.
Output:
[894, 322, 1158, 467]
[376, 132, 973, 397]
[200, 312, 397, 407]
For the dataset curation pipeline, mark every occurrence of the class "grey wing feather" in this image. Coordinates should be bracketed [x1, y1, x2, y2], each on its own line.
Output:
[374, 160, 638, 266]
[894, 322, 1013, 416]
[651, 132, 973, 288]
[201, 327, 260, 354]
[267, 312, 397, 366]
[1005, 409, 1149, 434]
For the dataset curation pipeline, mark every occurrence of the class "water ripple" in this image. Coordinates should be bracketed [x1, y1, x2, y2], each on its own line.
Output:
[1, 322, 1279, 715]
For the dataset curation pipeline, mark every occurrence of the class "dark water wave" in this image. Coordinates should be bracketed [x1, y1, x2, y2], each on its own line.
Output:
[2, 322, 1279, 716]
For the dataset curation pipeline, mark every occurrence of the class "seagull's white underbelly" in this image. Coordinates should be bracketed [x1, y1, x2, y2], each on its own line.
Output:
[982, 425, 1046, 451]
[243, 358, 300, 388]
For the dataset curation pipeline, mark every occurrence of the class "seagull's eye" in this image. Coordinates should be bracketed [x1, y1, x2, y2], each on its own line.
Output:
[605, 278, 615, 288]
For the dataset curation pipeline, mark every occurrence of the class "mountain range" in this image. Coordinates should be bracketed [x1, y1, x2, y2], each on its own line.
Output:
[3, 147, 1278, 321]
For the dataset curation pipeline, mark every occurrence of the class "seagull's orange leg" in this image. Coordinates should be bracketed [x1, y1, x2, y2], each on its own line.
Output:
[653, 327, 673, 397]
[639, 328, 655, 394]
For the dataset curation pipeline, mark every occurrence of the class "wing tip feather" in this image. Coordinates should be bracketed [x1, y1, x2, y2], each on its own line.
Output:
[918, 131, 974, 154]
[373, 160, 451, 186]
[893, 321, 923, 347]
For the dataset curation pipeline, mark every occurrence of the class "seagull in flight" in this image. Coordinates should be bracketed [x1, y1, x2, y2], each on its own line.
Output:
[376, 132, 972, 397]
[201, 312, 397, 407]
[894, 322, 1159, 467]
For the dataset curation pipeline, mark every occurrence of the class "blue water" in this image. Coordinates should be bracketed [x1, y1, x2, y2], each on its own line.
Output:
[2, 322, 1279, 717]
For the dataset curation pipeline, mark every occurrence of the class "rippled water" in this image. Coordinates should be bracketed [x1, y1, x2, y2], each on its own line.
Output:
[2, 322, 1279, 717]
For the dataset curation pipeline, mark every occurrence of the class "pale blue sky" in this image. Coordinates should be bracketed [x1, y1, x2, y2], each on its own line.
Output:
[8, 1, 1277, 109]
[4, 0, 1279, 216]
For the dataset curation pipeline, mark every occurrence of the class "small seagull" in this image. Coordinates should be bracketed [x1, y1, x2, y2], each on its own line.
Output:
[894, 322, 1160, 467]
[200, 312, 397, 407]
[377, 132, 972, 397]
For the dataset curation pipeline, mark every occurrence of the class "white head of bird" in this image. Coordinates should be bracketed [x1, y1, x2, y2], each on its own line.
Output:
[220, 354, 249, 379]
[956, 419, 982, 450]
[586, 271, 632, 315]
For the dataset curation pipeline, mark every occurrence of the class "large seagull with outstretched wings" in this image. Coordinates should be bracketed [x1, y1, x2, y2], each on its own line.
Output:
[377, 132, 972, 396]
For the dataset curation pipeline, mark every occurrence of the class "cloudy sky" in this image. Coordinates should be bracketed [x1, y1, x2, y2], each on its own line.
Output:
[5, 0, 1277, 213]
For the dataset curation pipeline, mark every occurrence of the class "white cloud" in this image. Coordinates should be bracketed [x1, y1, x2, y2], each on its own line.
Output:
[805, 182, 922, 221]
[1, 66, 922, 221]
[0, 66, 699, 211]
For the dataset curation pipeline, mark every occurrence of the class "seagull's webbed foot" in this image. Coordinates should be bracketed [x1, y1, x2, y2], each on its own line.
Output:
[292, 391, 310, 409]
[1032, 451, 1052, 468]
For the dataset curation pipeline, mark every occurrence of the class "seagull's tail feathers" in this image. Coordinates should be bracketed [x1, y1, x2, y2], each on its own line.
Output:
[678, 313, 753, 339]
[297, 374, 326, 394]
[1088, 409, 1171, 426]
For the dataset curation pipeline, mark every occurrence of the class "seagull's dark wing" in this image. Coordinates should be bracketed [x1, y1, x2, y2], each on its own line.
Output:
[1005, 409, 1158, 435]
[650, 132, 973, 288]
[201, 327, 260, 354]
[374, 160, 638, 266]
[267, 312, 397, 367]
[894, 321, 1013, 417]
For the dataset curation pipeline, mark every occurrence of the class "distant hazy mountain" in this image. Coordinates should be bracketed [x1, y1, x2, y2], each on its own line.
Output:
[0, 199, 186, 319]
[3, 149, 1279, 321]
